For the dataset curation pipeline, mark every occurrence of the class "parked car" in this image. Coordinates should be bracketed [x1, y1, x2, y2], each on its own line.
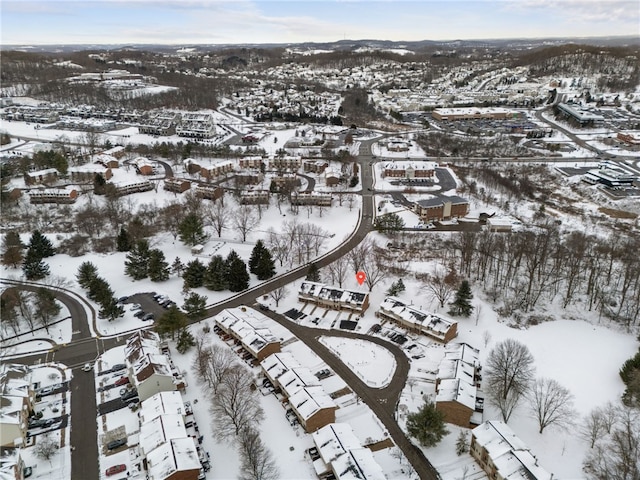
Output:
[142, 312, 154, 321]
[23, 467, 32, 478]
[38, 385, 55, 396]
[114, 376, 130, 386]
[134, 310, 146, 318]
[129, 304, 142, 311]
[120, 388, 138, 400]
[106, 438, 127, 451]
[123, 395, 139, 405]
[111, 364, 126, 372]
[106, 464, 127, 476]
[117, 296, 129, 303]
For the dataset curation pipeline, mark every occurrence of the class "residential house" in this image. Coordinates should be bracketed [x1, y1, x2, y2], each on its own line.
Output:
[0, 447, 27, 480]
[214, 307, 281, 362]
[376, 297, 457, 343]
[163, 178, 191, 194]
[133, 157, 155, 175]
[24, 168, 58, 186]
[303, 160, 328, 174]
[101, 145, 126, 159]
[310, 423, 386, 480]
[413, 196, 470, 222]
[291, 192, 332, 207]
[139, 111, 181, 136]
[125, 331, 183, 402]
[238, 156, 265, 170]
[435, 343, 483, 427]
[381, 161, 436, 179]
[298, 281, 370, 314]
[93, 153, 120, 168]
[29, 188, 79, 205]
[288, 386, 338, 433]
[271, 155, 302, 171]
[140, 391, 190, 424]
[68, 164, 112, 182]
[432, 107, 513, 121]
[199, 160, 234, 180]
[177, 112, 215, 139]
[114, 180, 154, 196]
[194, 185, 223, 201]
[0, 365, 34, 447]
[239, 189, 269, 205]
[146, 438, 201, 480]
[470, 421, 553, 480]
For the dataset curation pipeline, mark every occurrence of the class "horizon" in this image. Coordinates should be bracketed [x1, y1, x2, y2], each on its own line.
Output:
[2, 0, 638, 46]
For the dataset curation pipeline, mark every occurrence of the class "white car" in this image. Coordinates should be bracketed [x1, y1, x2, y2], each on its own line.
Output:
[129, 304, 142, 311]
[82, 363, 93, 372]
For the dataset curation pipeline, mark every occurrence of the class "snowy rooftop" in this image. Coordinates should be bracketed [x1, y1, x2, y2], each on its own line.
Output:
[132, 353, 173, 382]
[139, 414, 187, 457]
[146, 437, 201, 480]
[140, 391, 186, 423]
[289, 386, 336, 420]
[261, 352, 303, 386]
[378, 297, 456, 337]
[312, 424, 386, 480]
[472, 421, 553, 480]
[279, 367, 321, 397]
[299, 281, 368, 307]
[68, 164, 109, 173]
[443, 342, 480, 365]
[435, 378, 476, 410]
[229, 322, 279, 355]
[381, 160, 437, 171]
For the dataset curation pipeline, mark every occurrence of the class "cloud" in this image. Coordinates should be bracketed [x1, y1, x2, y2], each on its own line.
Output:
[505, 0, 638, 24]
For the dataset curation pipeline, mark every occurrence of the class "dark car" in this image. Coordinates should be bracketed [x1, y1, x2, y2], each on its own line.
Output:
[142, 312, 155, 321]
[134, 310, 146, 318]
[106, 438, 127, 451]
[117, 296, 129, 303]
[111, 364, 126, 372]
[120, 389, 138, 401]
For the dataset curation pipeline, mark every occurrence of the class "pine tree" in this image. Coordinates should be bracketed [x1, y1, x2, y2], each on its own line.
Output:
[22, 252, 50, 280]
[204, 255, 227, 291]
[100, 298, 125, 321]
[255, 249, 276, 280]
[306, 262, 321, 282]
[176, 327, 196, 354]
[27, 231, 55, 259]
[449, 279, 474, 317]
[34, 288, 61, 333]
[116, 227, 132, 252]
[148, 249, 170, 282]
[94, 173, 106, 195]
[87, 276, 114, 306]
[125, 240, 150, 280]
[156, 305, 187, 340]
[455, 430, 469, 456]
[178, 213, 207, 246]
[225, 250, 250, 292]
[182, 292, 208, 321]
[406, 400, 449, 447]
[76, 261, 99, 289]
[249, 240, 267, 274]
[183, 259, 206, 289]
[171, 257, 185, 276]
[386, 279, 406, 296]
[2, 231, 24, 268]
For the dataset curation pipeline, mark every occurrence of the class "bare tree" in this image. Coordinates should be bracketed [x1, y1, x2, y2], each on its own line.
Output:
[528, 377, 576, 433]
[485, 339, 535, 422]
[238, 427, 280, 480]
[268, 286, 287, 307]
[266, 227, 289, 267]
[233, 205, 259, 242]
[583, 405, 640, 480]
[349, 237, 373, 274]
[425, 266, 457, 309]
[212, 364, 264, 440]
[204, 199, 230, 238]
[362, 248, 385, 292]
[582, 407, 607, 449]
[35, 434, 59, 461]
[327, 256, 350, 288]
[208, 344, 238, 394]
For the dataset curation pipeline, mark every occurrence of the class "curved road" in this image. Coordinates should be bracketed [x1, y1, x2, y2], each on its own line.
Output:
[3, 135, 440, 480]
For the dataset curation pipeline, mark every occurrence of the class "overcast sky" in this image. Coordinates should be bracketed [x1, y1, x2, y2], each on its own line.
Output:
[2, 0, 638, 45]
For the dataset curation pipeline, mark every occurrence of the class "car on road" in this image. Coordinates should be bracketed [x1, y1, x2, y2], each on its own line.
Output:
[106, 438, 127, 451]
[106, 464, 127, 476]
[81, 363, 93, 372]
[114, 376, 130, 386]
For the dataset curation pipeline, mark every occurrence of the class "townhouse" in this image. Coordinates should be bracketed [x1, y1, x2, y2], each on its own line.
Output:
[299, 281, 370, 314]
[376, 297, 457, 343]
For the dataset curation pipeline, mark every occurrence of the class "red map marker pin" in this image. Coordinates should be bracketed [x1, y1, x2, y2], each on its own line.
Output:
[356, 271, 366, 285]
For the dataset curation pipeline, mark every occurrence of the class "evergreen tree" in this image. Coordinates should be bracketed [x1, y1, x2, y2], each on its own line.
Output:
[94, 173, 107, 195]
[182, 292, 208, 321]
[87, 276, 114, 306]
[178, 213, 207, 246]
[27, 230, 55, 258]
[306, 262, 321, 282]
[204, 255, 227, 291]
[225, 250, 250, 292]
[386, 279, 406, 296]
[22, 253, 50, 280]
[406, 400, 449, 447]
[183, 259, 206, 289]
[255, 249, 276, 280]
[374, 212, 405, 235]
[2, 231, 24, 268]
[156, 305, 187, 340]
[99, 298, 125, 322]
[455, 431, 469, 456]
[125, 240, 150, 280]
[148, 249, 170, 282]
[171, 257, 185, 277]
[116, 227, 132, 252]
[449, 279, 474, 317]
[76, 261, 99, 289]
[249, 240, 267, 274]
[176, 327, 196, 354]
